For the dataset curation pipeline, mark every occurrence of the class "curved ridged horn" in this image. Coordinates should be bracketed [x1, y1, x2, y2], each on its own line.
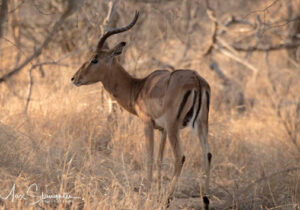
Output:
[97, 11, 139, 51]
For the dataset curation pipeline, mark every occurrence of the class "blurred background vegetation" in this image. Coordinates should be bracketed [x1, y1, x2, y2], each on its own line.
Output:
[0, 0, 299, 209]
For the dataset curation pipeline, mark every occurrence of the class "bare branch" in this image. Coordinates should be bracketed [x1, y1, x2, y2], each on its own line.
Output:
[203, 0, 217, 56]
[223, 15, 255, 28]
[209, 60, 230, 85]
[98, 0, 118, 49]
[0, 0, 78, 83]
[101, 0, 117, 33]
[202, 1, 259, 75]
[242, 0, 280, 19]
[8, 0, 25, 13]
[233, 41, 300, 52]
[215, 44, 259, 75]
[203, 0, 300, 54]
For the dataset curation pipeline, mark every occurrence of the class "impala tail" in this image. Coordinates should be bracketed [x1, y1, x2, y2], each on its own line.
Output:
[197, 87, 211, 202]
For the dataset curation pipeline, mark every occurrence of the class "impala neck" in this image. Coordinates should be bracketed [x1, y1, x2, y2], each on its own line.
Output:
[101, 62, 142, 115]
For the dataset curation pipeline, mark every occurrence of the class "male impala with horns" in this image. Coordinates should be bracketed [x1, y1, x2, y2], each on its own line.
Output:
[72, 11, 212, 209]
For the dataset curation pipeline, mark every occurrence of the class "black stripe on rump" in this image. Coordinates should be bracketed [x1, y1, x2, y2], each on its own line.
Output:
[192, 90, 202, 127]
[183, 90, 197, 126]
[176, 90, 191, 120]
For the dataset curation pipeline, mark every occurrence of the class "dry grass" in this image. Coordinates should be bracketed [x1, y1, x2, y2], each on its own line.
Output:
[0, 0, 300, 209]
[0, 50, 299, 209]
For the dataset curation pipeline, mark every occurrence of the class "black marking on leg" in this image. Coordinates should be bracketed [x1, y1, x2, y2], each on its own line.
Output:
[193, 89, 202, 127]
[177, 90, 191, 120]
[206, 91, 210, 112]
[167, 196, 173, 208]
[203, 196, 209, 210]
[207, 152, 212, 164]
[183, 90, 197, 126]
[181, 155, 186, 164]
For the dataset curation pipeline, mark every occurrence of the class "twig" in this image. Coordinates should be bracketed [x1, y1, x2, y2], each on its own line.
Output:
[151, 6, 186, 45]
[2, 37, 29, 60]
[265, 16, 300, 30]
[32, 0, 57, 16]
[25, 67, 34, 113]
[0, 0, 78, 83]
[30, 61, 68, 70]
[242, 0, 280, 19]
[286, 55, 300, 68]
[36, 56, 45, 77]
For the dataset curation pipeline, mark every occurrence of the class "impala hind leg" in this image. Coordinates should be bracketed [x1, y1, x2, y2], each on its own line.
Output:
[157, 129, 167, 191]
[165, 128, 185, 207]
[198, 123, 211, 196]
[196, 89, 211, 198]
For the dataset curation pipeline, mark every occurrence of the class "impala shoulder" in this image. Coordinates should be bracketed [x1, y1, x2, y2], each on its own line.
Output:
[146, 69, 171, 78]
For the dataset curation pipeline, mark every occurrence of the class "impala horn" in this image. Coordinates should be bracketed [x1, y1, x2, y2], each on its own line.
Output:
[97, 11, 139, 51]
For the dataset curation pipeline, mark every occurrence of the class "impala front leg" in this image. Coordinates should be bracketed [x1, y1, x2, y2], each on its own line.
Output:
[157, 129, 167, 191]
[144, 122, 154, 187]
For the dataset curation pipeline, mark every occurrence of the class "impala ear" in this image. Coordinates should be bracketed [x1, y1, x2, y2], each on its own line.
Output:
[111, 42, 126, 56]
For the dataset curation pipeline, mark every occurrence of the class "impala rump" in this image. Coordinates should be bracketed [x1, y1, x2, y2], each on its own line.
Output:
[177, 89, 199, 127]
[176, 90, 192, 120]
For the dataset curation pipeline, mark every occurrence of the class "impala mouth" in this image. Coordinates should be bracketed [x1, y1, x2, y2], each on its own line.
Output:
[72, 81, 82, 87]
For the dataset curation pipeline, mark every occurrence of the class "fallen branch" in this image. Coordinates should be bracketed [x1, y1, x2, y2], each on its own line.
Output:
[233, 41, 300, 52]
[214, 44, 259, 75]
[209, 60, 230, 85]
[0, 0, 78, 83]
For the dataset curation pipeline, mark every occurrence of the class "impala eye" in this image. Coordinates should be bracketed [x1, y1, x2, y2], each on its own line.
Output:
[91, 58, 98, 64]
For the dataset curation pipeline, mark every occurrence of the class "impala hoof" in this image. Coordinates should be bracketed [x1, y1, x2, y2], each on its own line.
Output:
[166, 196, 173, 208]
[203, 196, 210, 210]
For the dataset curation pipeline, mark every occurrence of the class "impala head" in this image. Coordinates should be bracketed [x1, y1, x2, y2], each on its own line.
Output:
[71, 11, 139, 86]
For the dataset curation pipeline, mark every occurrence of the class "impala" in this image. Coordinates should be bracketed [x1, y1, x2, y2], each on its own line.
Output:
[71, 11, 212, 208]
